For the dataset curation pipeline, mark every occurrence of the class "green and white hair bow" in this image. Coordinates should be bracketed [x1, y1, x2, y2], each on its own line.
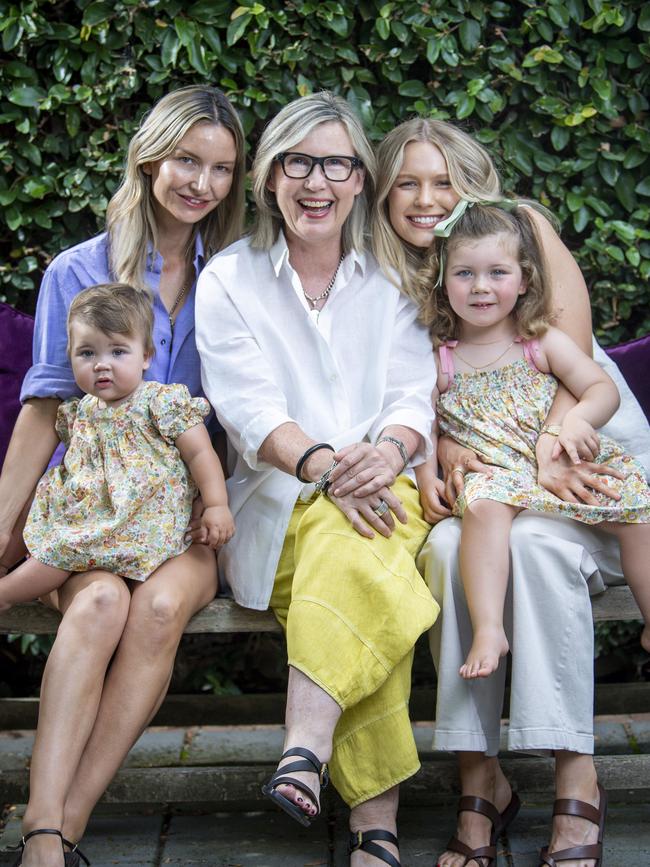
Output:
[433, 198, 518, 287]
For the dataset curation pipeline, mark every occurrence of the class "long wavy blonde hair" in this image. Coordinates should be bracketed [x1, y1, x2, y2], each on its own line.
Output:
[106, 86, 246, 289]
[250, 91, 375, 253]
[373, 118, 502, 297]
[417, 204, 553, 346]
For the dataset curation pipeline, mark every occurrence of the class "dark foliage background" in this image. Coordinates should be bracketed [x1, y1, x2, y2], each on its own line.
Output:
[1, 0, 649, 342]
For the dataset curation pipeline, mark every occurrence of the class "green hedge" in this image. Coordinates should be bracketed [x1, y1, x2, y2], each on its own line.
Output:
[1, 0, 649, 343]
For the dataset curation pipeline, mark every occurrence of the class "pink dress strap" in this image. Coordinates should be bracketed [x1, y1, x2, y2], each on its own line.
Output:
[438, 341, 458, 391]
[519, 337, 542, 371]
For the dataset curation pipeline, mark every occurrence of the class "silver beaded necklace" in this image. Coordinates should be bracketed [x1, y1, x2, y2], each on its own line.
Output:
[303, 253, 344, 308]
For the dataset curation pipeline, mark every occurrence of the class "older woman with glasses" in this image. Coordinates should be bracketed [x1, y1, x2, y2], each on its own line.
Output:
[196, 92, 438, 866]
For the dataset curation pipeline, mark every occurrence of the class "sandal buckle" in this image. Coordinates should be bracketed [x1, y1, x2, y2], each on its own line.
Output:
[349, 830, 363, 852]
[319, 763, 329, 787]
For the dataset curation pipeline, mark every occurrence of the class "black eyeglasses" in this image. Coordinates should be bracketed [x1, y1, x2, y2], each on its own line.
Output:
[275, 151, 363, 182]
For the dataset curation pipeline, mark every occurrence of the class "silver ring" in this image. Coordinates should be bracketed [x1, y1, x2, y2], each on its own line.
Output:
[373, 499, 389, 517]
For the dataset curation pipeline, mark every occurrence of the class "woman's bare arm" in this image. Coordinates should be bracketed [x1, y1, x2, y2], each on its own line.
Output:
[0, 399, 60, 558]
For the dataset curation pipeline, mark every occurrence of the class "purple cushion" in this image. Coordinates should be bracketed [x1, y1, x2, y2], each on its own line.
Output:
[0, 303, 34, 467]
[605, 334, 650, 422]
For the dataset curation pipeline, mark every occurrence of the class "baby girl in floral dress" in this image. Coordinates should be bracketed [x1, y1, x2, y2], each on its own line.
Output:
[0, 282, 233, 610]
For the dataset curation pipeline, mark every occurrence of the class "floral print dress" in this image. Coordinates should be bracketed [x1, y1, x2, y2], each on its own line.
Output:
[24, 381, 210, 580]
[436, 341, 650, 524]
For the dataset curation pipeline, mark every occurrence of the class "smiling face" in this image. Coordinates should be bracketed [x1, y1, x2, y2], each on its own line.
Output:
[144, 121, 237, 232]
[387, 141, 461, 248]
[69, 320, 151, 406]
[267, 121, 365, 248]
[444, 232, 527, 337]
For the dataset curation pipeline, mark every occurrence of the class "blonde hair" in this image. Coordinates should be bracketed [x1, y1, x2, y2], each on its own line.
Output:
[67, 283, 155, 356]
[106, 86, 246, 289]
[417, 204, 552, 346]
[250, 91, 375, 252]
[373, 118, 502, 296]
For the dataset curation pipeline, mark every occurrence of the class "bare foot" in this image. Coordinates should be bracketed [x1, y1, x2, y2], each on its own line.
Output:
[544, 784, 603, 867]
[459, 626, 509, 679]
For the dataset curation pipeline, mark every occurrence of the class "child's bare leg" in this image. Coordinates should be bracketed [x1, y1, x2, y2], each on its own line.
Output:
[0, 557, 71, 611]
[459, 499, 520, 679]
[601, 522, 650, 653]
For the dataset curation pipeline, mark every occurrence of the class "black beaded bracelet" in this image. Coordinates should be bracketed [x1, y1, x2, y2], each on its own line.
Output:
[295, 442, 335, 483]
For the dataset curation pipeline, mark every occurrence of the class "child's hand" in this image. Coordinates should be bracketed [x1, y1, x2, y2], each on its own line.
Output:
[200, 505, 235, 549]
[420, 476, 452, 524]
[553, 417, 600, 465]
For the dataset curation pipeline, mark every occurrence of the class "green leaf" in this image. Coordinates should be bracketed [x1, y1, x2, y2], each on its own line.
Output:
[604, 244, 624, 263]
[65, 105, 81, 137]
[459, 19, 481, 52]
[398, 80, 427, 97]
[82, 1, 113, 26]
[376, 18, 390, 40]
[9, 86, 46, 108]
[226, 12, 251, 46]
[162, 30, 180, 66]
[456, 94, 475, 120]
[426, 38, 440, 64]
[614, 173, 637, 210]
[174, 17, 196, 47]
[391, 20, 409, 42]
[573, 206, 590, 232]
[635, 177, 650, 196]
[551, 126, 570, 150]
[566, 191, 583, 212]
[623, 148, 647, 169]
[638, 6, 650, 31]
[2, 20, 23, 51]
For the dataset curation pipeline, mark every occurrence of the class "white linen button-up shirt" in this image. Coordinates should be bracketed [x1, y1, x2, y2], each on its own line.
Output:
[195, 233, 436, 609]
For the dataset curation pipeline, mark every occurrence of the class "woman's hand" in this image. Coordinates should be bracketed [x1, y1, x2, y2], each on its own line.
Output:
[328, 486, 407, 539]
[328, 442, 398, 498]
[437, 435, 493, 507]
[419, 476, 452, 524]
[536, 434, 624, 504]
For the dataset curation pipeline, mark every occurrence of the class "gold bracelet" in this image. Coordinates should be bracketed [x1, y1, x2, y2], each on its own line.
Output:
[540, 424, 562, 437]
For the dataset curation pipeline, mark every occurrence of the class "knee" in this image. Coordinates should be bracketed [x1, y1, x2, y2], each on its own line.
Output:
[131, 589, 187, 651]
[66, 577, 130, 635]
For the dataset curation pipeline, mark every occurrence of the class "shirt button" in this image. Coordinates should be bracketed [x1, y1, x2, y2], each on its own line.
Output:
[160, 338, 166, 346]
[329, 374, 337, 382]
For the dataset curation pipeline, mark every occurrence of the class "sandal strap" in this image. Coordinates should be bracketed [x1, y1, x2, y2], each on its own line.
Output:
[552, 798, 601, 825]
[457, 795, 501, 829]
[446, 835, 496, 866]
[9, 828, 64, 852]
[348, 830, 400, 867]
[277, 748, 329, 787]
[63, 837, 91, 866]
[539, 843, 603, 864]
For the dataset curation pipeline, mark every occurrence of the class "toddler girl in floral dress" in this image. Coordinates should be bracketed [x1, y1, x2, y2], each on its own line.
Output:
[414, 202, 650, 680]
[0, 283, 233, 610]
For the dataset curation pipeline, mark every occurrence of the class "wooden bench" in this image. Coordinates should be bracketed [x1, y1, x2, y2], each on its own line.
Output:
[1, 589, 647, 807]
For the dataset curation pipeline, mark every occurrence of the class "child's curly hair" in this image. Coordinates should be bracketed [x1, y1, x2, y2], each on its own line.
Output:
[415, 204, 553, 347]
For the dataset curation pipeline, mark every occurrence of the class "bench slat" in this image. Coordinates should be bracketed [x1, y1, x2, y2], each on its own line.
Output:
[0, 597, 280, 636]
[0, 587, 640, 636]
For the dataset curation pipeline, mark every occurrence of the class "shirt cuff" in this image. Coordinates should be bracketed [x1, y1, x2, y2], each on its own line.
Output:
[20, 363, 82, 403]
[238, 409, 294, 471]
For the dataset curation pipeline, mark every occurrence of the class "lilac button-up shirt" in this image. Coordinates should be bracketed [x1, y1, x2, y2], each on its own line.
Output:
[21, 231, 218, 431]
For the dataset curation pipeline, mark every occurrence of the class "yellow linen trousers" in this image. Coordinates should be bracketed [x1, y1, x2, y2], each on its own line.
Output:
[269, 476, 439, 807]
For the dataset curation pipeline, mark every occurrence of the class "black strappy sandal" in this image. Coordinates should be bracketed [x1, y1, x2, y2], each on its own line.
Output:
[9, 828, 90, 866]
[261, 747, 329, 827]
[63, 836, 91, 866]
[349, 829, 400, 866]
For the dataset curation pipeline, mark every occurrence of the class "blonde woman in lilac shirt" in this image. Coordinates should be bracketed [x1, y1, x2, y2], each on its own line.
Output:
[0, 86, 245, 867]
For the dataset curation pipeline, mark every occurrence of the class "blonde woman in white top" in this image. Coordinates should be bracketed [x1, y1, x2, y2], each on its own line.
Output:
[373, 117, 650, 867]
[197, 92, 438, 867]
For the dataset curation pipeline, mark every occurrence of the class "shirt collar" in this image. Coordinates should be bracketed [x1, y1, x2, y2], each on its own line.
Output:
[269, 230, 367, 279]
